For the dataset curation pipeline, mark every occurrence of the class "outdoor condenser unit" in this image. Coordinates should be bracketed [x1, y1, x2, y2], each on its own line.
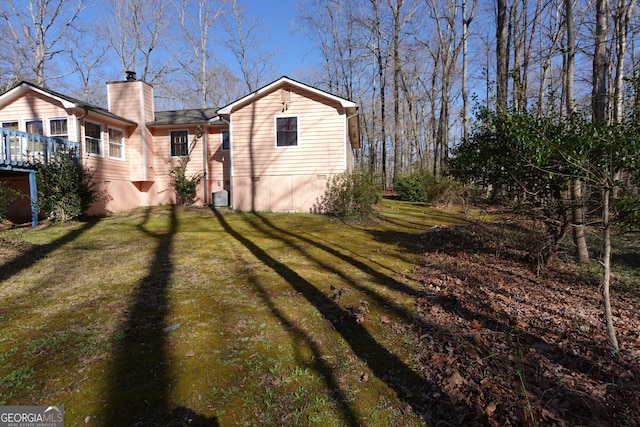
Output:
[212, 190, 229, 208]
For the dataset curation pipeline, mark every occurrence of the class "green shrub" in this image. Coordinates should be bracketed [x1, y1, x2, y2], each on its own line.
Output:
[394, 170, 434, 202]
[170, 160, 204, 205]
[615, 188, 640, 232]
[35, 156, 104, 221]
[0, 185, 23, 221]
[395, 170, 463, 204]
[313, 169, 382, 220]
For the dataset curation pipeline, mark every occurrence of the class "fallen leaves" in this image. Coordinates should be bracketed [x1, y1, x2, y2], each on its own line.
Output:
[410, 222, 640, 425]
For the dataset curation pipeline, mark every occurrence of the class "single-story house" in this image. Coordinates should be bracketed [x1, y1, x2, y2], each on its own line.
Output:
[0, 74, 360, 222]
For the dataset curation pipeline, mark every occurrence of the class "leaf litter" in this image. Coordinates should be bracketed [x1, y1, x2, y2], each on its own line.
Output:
[410, 222, 640, 426]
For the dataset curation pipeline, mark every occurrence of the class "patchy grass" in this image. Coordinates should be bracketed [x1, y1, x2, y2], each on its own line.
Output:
[0, 200, 466, 425]
[1, 200, 637, 426]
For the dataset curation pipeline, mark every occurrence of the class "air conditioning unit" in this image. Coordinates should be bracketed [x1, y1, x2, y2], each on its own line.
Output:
[212, 190, 229, 207]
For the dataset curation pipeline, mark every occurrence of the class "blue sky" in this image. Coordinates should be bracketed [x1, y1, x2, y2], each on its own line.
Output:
[240, 0, 317, 77]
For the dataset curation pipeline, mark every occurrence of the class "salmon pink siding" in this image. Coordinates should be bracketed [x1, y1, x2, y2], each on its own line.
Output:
[107, 80, 154, 181]
[0, 93, 78, 142]
[0, 76, 357, 220]
[208, 128, 231, 194]
[230, 86, 350, 212]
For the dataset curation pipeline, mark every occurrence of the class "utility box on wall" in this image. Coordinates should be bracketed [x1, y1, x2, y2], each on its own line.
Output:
[212, 190, 229, 208]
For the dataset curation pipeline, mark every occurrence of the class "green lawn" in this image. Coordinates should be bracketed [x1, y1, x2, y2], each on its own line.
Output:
[0, 200, 468, 426]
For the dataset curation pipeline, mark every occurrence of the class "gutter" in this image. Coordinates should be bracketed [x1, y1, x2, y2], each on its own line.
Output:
[199, 124, 208, 205]
[76, 107, 89, 157]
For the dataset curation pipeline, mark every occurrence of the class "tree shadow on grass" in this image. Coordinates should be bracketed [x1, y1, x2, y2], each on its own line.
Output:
[211, 208, 472, 424]
[0, 218, 100, 283]
[105, 206, 218, 426]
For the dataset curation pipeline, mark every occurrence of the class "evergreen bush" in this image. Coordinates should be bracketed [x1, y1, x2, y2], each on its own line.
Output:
[313, 169, 382, 220]
[35, 156, 104, 221]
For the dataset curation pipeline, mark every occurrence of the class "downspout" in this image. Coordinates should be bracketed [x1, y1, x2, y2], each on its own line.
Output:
[199, 124, 208, 205]
[228, 119, 233, 208]
[76, 107, 89, 155]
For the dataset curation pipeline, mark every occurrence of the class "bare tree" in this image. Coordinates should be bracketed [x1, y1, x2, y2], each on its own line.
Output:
[101, 0, 173, 84]
[612, 0, 634, 123]
[0, 0, 84, 86]
[221, 0, 275, 92]
[592, 0, 609, 123]
[496, 0, 508, 111]
[174, 0, 225, 108]
[461, 0, 478, 140]
[66, 30, 110, 104]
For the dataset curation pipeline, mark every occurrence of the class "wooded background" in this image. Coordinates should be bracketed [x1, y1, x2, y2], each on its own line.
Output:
[0, 0, 637, 189]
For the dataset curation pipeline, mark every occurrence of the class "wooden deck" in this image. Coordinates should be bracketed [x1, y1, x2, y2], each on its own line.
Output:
[0, 127, 79, 171]
[1, 127, 80, 226]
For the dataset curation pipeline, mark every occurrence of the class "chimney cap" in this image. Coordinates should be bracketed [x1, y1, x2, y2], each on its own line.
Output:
[125, 71, 137, 81]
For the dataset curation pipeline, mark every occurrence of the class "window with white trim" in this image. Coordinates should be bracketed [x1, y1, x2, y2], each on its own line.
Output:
[221, 129, 230, 151]
[275, 116, 298, 147]
[25, 119, 45, 154]
[1, 121, 18, 157]
[49, 119, 68, 140]
[85, 121, 102, 156]
[25, 119, 43, 135]
[108, 127, 124, 159]
[171, 130, 189, 157]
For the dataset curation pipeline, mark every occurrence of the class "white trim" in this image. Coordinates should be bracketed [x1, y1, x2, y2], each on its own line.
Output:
[84, 119, 104, 157]
[169, 129, 190, 158]
[0, 83, 76, 109]
[1, 119, 19, 129]
[344, 113, 348, 171]
[202, 128, 208, 205]
[217, 77, 357, 115]
[23, 118, 44, 134]
[108, 126, 126, 161]
[47, 117, 69, 140]
[228, 120, 234, 207]
[274, 114, 300, 148]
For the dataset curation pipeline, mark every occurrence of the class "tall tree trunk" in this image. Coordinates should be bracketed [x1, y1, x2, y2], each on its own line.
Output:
[564, 0, 589, 263]
[613, 0, 634, 123]
[601, 185, 619, 355]
[462, 0, 477, 140]
[392, 0, 403, 185]
[593, 0, 609, 123]
[570, 179, 590, 263]
[496, 0, 508, 111]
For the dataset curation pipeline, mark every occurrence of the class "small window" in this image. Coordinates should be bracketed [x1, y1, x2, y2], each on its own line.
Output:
[171, 130, 189, 157]
[1, 121, 18, 130]
[276, 116, 298, 147]
[221, 130, 230, 151]
[109, 127, 124, 159]
[85, 121, 102, 156]
[50, 119, 68, 140]
[25, 119, 45, 154]
[1, 121, 19, 157]
[26, 120, 43, 135]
